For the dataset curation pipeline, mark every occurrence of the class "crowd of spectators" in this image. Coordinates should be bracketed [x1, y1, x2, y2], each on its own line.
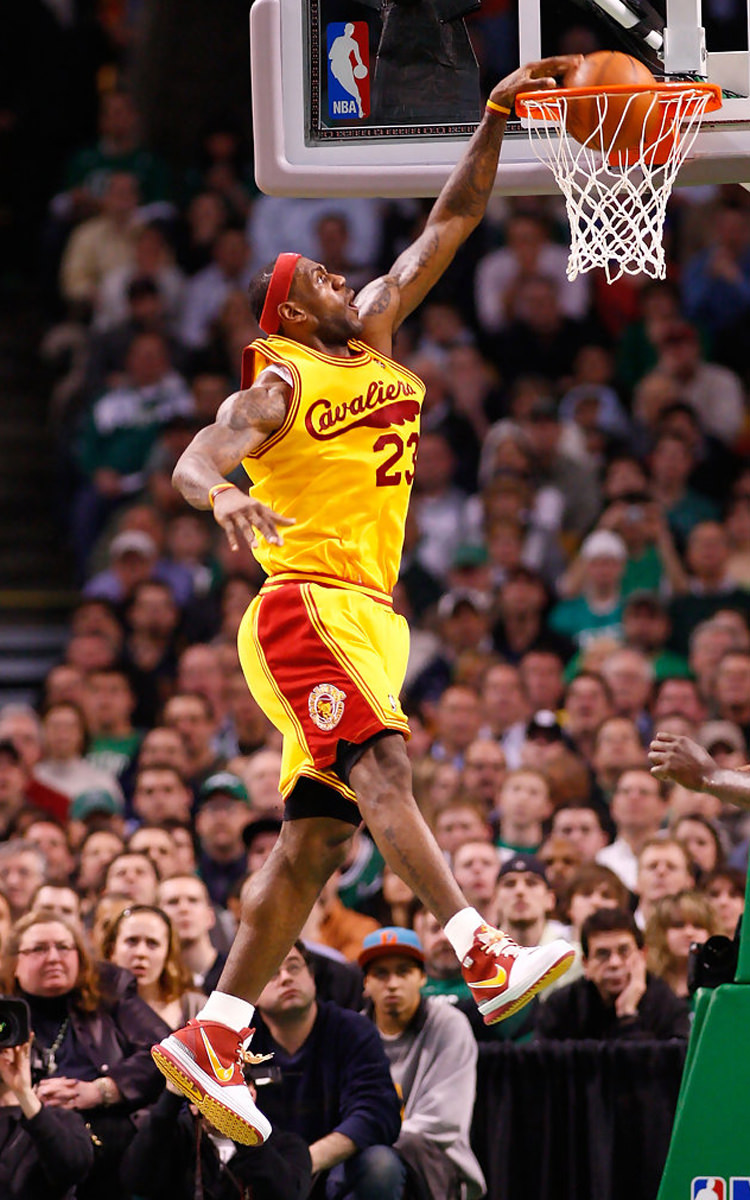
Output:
[3, 4, 750, 1198]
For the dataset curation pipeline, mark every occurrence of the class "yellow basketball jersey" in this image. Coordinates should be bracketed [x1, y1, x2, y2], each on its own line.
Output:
[240, 336, 425, 595]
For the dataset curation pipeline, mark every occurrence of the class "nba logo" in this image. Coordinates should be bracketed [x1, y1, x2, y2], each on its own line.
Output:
[327, 22, 370, 119]
[730, 1181, 750, 1199]
[692, 1180, 725, 1200]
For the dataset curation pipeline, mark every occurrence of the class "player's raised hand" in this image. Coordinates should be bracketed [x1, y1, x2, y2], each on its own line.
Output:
[488, 56, 584, 110]
[211, 487, 295, 551]
[648, 731, 717, 791]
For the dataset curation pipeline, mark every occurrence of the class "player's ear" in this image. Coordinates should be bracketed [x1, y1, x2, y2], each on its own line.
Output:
[278, 299, 307, 327]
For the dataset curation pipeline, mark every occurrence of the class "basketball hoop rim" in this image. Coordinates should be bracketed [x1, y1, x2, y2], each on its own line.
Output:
[515, 80, 723, 121]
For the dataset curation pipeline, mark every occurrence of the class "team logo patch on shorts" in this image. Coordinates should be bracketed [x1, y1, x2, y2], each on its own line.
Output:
[308, 684, 346, 731]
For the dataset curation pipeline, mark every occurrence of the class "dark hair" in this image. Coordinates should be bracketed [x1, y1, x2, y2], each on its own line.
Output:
[562, 863, 630, 917]
[581, 907, 642, 957]
[564, 670, 614, 706]
[248, 261, 280, 325]
[105, 849, 161, 885]
[701, 866, 746, 898]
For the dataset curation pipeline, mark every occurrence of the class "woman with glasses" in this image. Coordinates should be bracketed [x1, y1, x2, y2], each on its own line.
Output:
[1, 911, 169, 1200]
[102, 904, 205, 1028]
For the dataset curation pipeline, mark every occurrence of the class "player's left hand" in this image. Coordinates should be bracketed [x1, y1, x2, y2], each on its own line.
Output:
[212, 487, 295, 551]
[488, 56, 584, 111]
[648, 731, 717, 791]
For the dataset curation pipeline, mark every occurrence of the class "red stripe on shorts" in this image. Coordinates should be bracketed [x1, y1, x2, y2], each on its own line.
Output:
[255, 585, 387, 770]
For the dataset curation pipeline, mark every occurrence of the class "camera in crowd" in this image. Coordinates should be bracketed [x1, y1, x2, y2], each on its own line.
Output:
[687, 935, 739, 995]
[0, 996, 31, 1049]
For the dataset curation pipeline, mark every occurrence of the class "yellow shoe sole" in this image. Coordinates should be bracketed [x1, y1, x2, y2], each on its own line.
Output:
[151, 1045, 263, 1146]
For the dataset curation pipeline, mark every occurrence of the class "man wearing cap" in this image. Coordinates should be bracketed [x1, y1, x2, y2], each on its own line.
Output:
[195, 772, 253, 908]
[154, 52, 580, 1143]
[359, 927, 486, 1200]
[251, 941, 402, 1198]
[550, 529, 628, 649]
[493, 857, 571, 966]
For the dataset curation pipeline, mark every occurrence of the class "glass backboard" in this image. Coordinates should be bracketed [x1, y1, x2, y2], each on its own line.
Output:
[250, 0, 750, 195]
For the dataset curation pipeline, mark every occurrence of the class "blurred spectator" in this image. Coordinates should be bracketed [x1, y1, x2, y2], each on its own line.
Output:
[493, 767, 552, 856]
[493, 855, 565, 950]
[491, 275, 589, 389]
[53, 90, 172, 226]
[0, 708, 70, 822]
[649, 432, 719, 551]
[103, 903, 205, 1027]
[104, 851, 160, 906]
[562, 863, 630, 943]
[597, 768, 670, 890]
[0, 1035, 95, 1200]
[622, 593, 690, 680]
[713, 650, 750, 740]
[157, 873, 227, 995]
[82, 668, 141, 785]
[179, 226, 252, 351]
[84, 276, 185, 405]
[452, 840, 502, 916]
[682, 204, 750, 336]
[538, 835, 582, 910]
[251, 942, 402, 1200]
[243, 816, 282, 876]
[671, 813, 725, 880]
[519, 397, 601, 536]
[634, 837, 694, 929]
[74, 829, 126, 920]
[591, 716, 647, 804]
[701, 866, 746, 938]
[93, 221, 185, 333]
[552, 804, 609, 863]
[72, 332, 193, 569]
[561, 671, 613, 763]
[25, 822, 75, 888]
[725, 497, 750, 587]
[194, 772, 252, 908]
[474, 211, 589, 335]
[163, 692, 226, 792]
[359, 927, 486, 1199]
[0, 841, 47, 920]
[2, 912, 169, 1200]
[518, 651, 566, 715]
[536, 907, 690, 1040]
[616, 279, 682, 394]
[132, 765, 193, 826]
[460, 739, 506, 811]
[429, 684, 484, 770]
[35, 701, 123, 804]
[121, 1076, 311, 1200]
[301, 871, 380, 962]
[433, 798, 493, 859]
[644, 891, 717, 998]
[646, 320, 746, 447]
[492, 567, 574, 664]
[479, 662, 529, 769]
[599, 648, 654, 743]
[411, 432, 470, 580]
[59, 171, 141, 314]
[549, 530, 627, 649]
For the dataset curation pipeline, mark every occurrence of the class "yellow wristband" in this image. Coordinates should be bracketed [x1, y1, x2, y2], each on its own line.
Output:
[208, 483, 236, 509]
[486, 99, 511, 115]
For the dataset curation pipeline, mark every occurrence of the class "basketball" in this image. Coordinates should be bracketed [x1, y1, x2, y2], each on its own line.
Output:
[563, 51, 658, 153]
[353, 64, 368, 79]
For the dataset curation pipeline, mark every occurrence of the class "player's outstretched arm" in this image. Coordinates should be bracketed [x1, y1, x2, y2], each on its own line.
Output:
[172, 372, 295, 550]
[355, 55, 581, 341]
[649, 731, 750, 810]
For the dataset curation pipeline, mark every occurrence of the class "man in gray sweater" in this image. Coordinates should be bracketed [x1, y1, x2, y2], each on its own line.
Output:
[359, 928, 486, 1200]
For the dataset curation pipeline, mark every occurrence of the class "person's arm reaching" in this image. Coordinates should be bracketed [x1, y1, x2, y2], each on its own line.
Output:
[171, 367, 296, 550]
[356, 56, 581, 349]
[649, 732, 750, 809]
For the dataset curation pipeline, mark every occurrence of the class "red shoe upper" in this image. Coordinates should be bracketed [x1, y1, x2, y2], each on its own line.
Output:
[174, 1019, 254, 1088]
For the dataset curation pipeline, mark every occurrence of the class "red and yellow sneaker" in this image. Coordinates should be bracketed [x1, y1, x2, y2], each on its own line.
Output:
[151, 1019, 273, 1145]
[462, 924, 575, 1024]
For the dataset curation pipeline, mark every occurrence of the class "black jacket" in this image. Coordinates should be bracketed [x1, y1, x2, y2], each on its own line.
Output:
[121, 1089, 312, 1200]
[535, 974, 691, 1041]
[0, 1103, 94, 1200]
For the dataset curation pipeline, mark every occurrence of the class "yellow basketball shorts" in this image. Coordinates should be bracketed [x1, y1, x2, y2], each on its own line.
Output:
[237, 577, 411, 814]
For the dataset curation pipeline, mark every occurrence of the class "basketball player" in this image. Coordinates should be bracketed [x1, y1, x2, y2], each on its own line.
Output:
[153, 56, 580, 1145]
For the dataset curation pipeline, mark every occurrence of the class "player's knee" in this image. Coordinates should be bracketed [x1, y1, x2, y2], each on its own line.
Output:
[277, 816, 354, 877]
[353, 735, 413, 807]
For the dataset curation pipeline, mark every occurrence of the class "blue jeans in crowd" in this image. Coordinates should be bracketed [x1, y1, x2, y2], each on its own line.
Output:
[326, 1145, 407, 1200]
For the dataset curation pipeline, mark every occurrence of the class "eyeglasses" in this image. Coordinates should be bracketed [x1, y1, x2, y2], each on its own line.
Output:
[18, 942, 78, 958]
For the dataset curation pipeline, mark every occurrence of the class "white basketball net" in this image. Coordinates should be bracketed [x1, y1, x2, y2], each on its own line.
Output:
[520, 86, 716, 282]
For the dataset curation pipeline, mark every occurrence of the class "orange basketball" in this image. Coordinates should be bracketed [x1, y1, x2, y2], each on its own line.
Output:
[563, 51, 658, 153]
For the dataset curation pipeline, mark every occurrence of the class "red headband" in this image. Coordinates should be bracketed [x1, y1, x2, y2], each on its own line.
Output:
[259, 253, 301, 335]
